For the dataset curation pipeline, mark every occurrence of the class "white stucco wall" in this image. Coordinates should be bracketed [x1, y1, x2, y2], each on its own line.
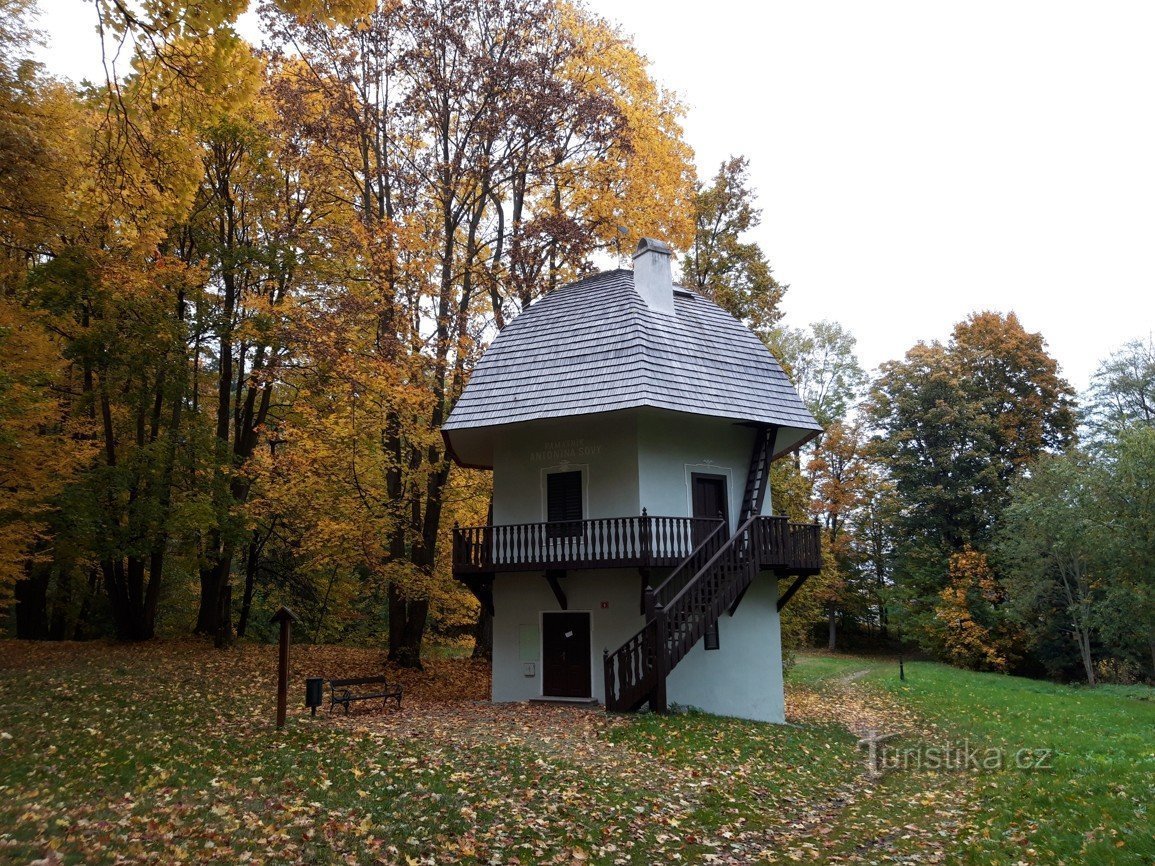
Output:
[492, 412, 640, 525]
[665, 576, 785, 723]
[636, 409, 773, 529]
[491, 571, 645, 702]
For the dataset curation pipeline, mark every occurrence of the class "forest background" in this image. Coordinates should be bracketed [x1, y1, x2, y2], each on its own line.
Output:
[2, 0, 1152, 686]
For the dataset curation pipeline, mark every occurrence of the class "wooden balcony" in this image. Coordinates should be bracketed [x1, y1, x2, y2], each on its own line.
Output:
[451, 513, 822, 577]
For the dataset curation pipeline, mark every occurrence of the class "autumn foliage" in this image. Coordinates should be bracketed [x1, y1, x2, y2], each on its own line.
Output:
[0, 0, 694, 654]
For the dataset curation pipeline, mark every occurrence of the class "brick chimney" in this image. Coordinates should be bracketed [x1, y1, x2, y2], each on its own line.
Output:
[632, 238, 675, 314]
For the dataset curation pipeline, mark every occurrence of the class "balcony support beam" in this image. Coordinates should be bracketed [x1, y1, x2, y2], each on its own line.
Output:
[777, 575, 811, 612]
[545, 569, 568, 610]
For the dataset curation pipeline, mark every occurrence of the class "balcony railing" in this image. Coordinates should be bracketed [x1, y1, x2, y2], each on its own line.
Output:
[453, 513, 723, 574]
[452, 513, 822, 576]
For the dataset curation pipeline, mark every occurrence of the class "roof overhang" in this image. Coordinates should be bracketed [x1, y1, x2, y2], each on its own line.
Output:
[771, 425, 822, 461]
[443, 408, 823, 471]
[442, 426, 497, 470]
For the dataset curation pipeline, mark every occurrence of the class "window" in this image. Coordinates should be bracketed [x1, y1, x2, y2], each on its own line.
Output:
[704, 620, 720, 651]
[546, 470, 583, 538]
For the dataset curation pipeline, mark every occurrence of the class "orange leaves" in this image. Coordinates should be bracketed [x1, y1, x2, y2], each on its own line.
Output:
[930, 548, 1012, 672]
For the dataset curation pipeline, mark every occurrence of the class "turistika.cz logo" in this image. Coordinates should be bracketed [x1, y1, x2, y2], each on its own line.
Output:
[857, 730, 1053, 777]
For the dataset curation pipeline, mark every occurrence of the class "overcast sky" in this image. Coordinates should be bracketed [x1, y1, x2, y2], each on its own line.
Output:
[33, 0, 1155, 390]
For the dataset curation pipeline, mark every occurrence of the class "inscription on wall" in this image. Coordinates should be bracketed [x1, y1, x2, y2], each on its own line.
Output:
[529, 438, 602, 463]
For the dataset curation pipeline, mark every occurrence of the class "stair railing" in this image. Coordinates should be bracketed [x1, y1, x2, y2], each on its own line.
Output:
[646, 518, 727, 617]
[605, 514, 821, 713]
[659, 516, 760, 670]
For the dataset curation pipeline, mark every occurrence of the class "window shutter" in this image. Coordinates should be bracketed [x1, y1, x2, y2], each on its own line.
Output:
[547, 471, 583, 523]
[547, 471, 583, 539]
[704, 620, 720, 651]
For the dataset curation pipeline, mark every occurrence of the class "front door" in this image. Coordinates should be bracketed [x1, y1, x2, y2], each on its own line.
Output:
[692, 473, 729, 541]
[541, 611, 591, 698]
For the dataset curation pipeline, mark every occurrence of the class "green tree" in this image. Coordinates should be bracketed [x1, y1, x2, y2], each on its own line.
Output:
[769, 320, 867, 427]
[1084, 335, 1155, 443]
[869, 313, 1075, 556]
[682, 156, 784, 335]
[997, 452, 1102, 684]
[868, 312, 1075, 657]
[1095, 426, 1155, 677]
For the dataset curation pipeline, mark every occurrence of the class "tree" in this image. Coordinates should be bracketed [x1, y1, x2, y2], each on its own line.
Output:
[682, 156, 784, 335]
[867, 312, 1075, 658]
[260, 0, 695, 665]
[928, 547, 1016, 672]
[1084, 335, 1155, 443]
[1095, 426, 1155, 677]
[868, 313, 1075, 557]
[181, 63, 315, 644]
[997, 453, 1102, 684]
[0, 0, 94, 630]
[806, 419, 873, 649]
[848, 463, 899, 639]
[768, 321, 867, 428]
[950, 311, 1076, 479]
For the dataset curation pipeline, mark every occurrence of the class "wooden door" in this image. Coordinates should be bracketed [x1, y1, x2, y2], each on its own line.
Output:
[692, 473, 729, 542]
[541, 611, 591, 698]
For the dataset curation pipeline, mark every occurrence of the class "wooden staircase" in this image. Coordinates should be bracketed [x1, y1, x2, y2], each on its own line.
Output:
[603, 424, 820, 714]
[739, 424, 776, 521]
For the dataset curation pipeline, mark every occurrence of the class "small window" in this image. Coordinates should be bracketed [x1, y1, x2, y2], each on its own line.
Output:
[704, 620, 720, 651]
[546, 470, 583, 538]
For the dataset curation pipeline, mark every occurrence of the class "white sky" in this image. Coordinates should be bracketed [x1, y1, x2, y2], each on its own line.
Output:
[33, 0, 1155, 391]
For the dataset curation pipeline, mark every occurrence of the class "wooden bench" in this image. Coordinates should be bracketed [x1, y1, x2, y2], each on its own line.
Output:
[328, 676, 402, 715]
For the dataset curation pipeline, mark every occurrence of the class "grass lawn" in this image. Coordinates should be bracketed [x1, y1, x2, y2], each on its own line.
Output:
[790, 654, 1155, 865]
[0, 641, 1152, 865]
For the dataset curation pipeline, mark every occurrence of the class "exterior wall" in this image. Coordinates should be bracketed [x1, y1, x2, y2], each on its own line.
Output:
[666, 576, 785, 723]
[492, 412, 640, 525]
[636, 409, 771, 528]
[491, 570, 645, 702]
[487, 406, 787, 722]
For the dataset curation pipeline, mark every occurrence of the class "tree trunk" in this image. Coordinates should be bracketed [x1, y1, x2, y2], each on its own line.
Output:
[14, 567, 49, 640]
[215, 583, 233, 648]
[236, 533, 263, 639]
[195, 552, 221, 634]
[827, 604, 837, 651]
[388, 583, 427, 669]
[196, 542, 236, 646]
[73, 567, 101, 639]
[1078, 627, 1096, 687]
[471, 607, 492, 660]
[103, 556, 155, 641]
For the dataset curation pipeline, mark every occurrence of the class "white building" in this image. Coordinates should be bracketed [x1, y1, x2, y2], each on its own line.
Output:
[443, 239, 822, 723]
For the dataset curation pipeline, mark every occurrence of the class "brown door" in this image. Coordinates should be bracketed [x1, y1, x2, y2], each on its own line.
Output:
[692, 473, 729, 542]
[542, 611, 591, 698]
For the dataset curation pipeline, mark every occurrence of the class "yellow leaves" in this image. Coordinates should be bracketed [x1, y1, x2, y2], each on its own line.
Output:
[558, 5, 695, 253]
[0, 299, 94, 599]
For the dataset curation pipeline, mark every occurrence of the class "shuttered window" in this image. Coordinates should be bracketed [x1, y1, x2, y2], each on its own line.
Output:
[704, 620, 720, 651]
[546, 470, 583, 538]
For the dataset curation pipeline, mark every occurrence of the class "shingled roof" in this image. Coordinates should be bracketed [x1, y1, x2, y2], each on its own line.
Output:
[443, 268, 822, 465]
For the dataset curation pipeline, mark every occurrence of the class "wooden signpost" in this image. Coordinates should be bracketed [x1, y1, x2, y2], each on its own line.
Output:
[270, 606, 299, 729]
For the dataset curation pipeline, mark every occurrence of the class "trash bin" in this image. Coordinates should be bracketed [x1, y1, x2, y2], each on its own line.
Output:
[305, 677, 324, 716]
